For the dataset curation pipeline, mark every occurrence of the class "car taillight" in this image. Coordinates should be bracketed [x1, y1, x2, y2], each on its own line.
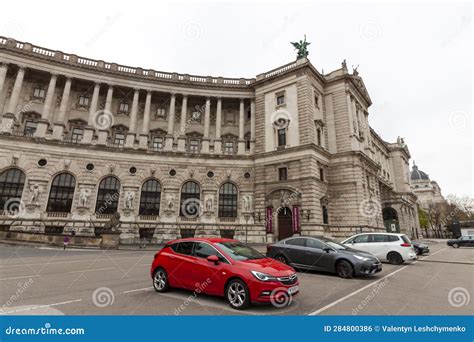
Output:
[400, 243, 411, 247]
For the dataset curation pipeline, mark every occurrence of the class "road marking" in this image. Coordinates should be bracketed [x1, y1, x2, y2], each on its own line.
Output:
[0, 274, 40, 281]
[123, 287, 153, 294]
[68, 267, 115, 274]
[307, 247, 448, 315]
[0, 299, 83, 315]
[0, 256, 144, 268]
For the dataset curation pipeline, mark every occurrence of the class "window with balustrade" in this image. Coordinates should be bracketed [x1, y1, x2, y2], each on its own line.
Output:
[32, 87, 46, 100]
[152, 136, 164, 151]
[46, 173, 76, 213]
[78, 95, 90, 109]
[70, 128, 83, 143]
[180, 181, 201, 217]
[114, 133, 125, 147]
[218, 182, 238, 218]
[155, 107, 166, 120]
[23, 121, 37, 137]
[95, 176, 120, 214]
[139, 179, 161, 216]
[0, 168, 26, 212]
[119, 102, 129, 114]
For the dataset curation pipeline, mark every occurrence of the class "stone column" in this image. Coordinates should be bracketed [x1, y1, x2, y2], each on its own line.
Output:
[213, 97, 222, 154]
[250, 98, 256, 154]
[125, 88, 140, 148]
[35, 73, 58, 137]
[2, 66, 25, 133]
[177, 94, 188, 152]
[237, 98, 245, 155]
[52, 77, 72, 140]
[201, 97, 211, 153]
[97, 84, 114, 145]
[0, 63, 8, 98]
[139, 90, 152, 149]
[164, 93, 176, 151]
[82, 82, 101, 144]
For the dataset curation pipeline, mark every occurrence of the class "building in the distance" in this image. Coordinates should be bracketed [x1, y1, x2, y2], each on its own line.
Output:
[410, 162, 446, 209]
[0, 36, 420, 244]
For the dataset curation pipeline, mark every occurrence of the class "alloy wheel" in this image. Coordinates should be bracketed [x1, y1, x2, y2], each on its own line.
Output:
[154, 270, 167, 291]
[228, 282, 246, 307]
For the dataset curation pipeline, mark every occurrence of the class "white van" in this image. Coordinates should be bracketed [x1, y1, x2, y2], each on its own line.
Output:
[340, 233, 417, 264]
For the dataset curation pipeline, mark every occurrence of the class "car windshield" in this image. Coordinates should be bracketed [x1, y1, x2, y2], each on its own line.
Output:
[320, 238, 347, 250]
[216, 242, 265, 261]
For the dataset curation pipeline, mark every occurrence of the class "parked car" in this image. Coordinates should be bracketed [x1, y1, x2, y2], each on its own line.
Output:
[150, 238, 299, 310]
[340, 233, 417, 265]
[266, 236, 382, 278]
[447, 236, 474, 248]
[412, 241, 430, 255]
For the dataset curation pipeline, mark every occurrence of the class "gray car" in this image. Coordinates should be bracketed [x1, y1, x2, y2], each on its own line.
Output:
[266, 236, 382, 278]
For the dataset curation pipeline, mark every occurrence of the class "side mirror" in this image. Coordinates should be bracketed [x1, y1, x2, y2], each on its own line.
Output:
[323, 247, 332, 253]
[207, 255, 219, 264]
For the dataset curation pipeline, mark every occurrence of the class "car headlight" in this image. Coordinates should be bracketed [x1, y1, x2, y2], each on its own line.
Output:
[354, 255, 370, 261]
[250, 271, 277, 282]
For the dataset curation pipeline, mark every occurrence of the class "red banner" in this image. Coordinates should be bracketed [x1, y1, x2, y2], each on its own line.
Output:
[265, 207, 273, 233]
[292, 206, 301, 233]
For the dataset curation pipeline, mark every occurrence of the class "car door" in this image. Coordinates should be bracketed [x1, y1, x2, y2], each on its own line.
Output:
[348, 234, 371, 253]
[282, 238, 307, 266]
[170, 241, 197, 290]
[368, 234, 390, 259]
[304, 238, 333, 271]
[191, 242, 228, 295]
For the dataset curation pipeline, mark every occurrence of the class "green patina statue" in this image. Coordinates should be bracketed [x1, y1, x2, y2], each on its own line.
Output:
[291, 35, 310, 59]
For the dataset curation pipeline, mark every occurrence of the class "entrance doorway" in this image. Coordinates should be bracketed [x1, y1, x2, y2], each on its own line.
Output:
[383, 207, 400, 233]
[278, 207, 293, 240]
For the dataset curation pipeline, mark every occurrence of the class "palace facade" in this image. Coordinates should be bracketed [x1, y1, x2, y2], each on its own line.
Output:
[0, 37, 420, 244]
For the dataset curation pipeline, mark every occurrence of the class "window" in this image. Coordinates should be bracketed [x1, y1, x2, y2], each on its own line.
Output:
[32, 87, 46, 100]
[24, 121, 37, 137]
[246, 139, 251, 150]
[218, 182, 238, 218]
[387, 235, 400, 242]
[319, 168, 324, 181]
[95, 176, 120, 214]
[119, 102, 129, 113]
[307, 238, 326, 250]
[0, 168, 26, 211]
[155, 107, 166, 119]
[114, 133, 125, 147]
[46, 173, 76, 213]
[139, 179, 161, 216]
[224, 141, 235, 154]
[78, 95, 90, 108]
[276, 94, 285, 106]
[277, 128, 286, 146]
[370, 234, 388, 243]
[322, 205, 329, 224]
[278, 167, 288, 181]
[180, 181, 200, 217]
[353, 234, 369, 243]
[176, 242, 194, 255]
[366, 175, 370, 187]
[193, 242, 225, 262]
[314, 95, 319, 108]
[70, 128, 83, 143]
[286, 238, 306, 247]
[152, 136, 163, 151]
[188, 139, 200, 153]
[316, 128, 322, 146]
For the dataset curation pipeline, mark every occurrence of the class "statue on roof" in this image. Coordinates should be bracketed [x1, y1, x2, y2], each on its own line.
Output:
[291, 35, 310, 59]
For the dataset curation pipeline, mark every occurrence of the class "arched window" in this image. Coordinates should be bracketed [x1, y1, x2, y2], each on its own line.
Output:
[47, 173, 76, 212]
[180, 181, 200, 217]
[218, 182, 238, 218]
[95, 176, 120, 214]
[0, 168, 26, 210]
[139, 179, 161, 215]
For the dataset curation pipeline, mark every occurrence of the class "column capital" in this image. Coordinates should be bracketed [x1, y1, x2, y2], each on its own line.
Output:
[17, 64, 27, 71]
[106, 83, 115, 88]
[0, 62, 9, 68]
[145, 89, 153, 95]
[170, 92, 177, 97]
[133, 87, 141, 92]
[49, 72, 59, 78]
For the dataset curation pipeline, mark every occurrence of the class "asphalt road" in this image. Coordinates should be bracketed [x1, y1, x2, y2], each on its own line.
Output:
[0, 241, 472, 316]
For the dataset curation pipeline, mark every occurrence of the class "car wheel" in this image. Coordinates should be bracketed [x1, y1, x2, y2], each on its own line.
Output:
[336, 260, 354, 279]
[153, 267, 170, 293]
[453, 243, 459, 248]
[276, 254, 289, 264]
[226, 279, 250, 310]
[387, 252, 403, 265]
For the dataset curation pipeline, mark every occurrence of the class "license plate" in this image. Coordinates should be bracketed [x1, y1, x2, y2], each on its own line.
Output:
[288, 286, 299, 294]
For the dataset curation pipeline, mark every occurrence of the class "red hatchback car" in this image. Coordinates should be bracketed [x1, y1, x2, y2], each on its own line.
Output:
[150, 237, 299, 309]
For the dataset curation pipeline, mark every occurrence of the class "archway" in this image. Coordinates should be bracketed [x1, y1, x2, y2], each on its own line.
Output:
[383, 207, 399, 233]
[277, 207, 293, 241]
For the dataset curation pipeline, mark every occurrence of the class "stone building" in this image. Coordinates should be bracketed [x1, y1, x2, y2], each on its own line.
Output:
[0, 37, 420, 244]
[410, 162, 447, 209]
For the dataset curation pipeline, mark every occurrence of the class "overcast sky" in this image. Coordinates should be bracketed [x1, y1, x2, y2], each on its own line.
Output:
[2, 1, 472, 197]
